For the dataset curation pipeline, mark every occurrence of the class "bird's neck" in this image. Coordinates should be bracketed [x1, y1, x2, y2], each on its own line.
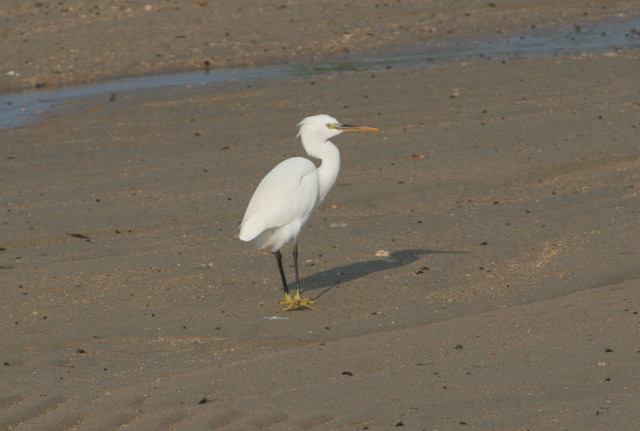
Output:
[303, 138, 340, 203]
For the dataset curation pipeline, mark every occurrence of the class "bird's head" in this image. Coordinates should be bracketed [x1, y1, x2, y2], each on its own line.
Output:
[297, 114, 380, 142]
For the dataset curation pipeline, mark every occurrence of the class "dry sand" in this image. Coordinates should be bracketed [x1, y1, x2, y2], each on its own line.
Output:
[2, 1, 640, 430]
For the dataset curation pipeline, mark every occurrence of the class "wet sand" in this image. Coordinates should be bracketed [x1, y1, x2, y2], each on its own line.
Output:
[2, 1, 640, 430]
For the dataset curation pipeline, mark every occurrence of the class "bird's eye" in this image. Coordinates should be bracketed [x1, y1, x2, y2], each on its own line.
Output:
[326, 123, 337, 129]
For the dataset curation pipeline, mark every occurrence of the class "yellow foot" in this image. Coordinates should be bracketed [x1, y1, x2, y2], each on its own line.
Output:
[277, 291, 315, 311]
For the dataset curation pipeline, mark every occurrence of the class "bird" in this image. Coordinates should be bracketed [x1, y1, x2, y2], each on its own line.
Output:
[239, 114, 380, 310]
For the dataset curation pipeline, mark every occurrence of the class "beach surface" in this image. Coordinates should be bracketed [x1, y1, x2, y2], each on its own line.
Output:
[2, 1, 640, 430]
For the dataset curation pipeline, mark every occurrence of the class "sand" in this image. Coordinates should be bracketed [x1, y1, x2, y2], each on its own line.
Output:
[2, 1, 640, 430]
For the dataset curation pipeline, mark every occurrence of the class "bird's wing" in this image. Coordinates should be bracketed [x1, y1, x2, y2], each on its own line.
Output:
[239, 157, 320, 241]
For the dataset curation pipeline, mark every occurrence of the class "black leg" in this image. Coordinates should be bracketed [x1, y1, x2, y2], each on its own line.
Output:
[293, 239, 300, 294]
[273, 250, 290, 295]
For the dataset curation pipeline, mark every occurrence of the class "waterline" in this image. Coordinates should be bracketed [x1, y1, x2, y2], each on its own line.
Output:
[1, 16, 638, 130]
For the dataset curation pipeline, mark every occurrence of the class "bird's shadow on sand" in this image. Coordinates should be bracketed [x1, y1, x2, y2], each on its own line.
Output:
[297, 248, 466, 300]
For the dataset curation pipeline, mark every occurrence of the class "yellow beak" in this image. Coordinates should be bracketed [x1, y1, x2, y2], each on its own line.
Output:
[337, 124, 381, 132]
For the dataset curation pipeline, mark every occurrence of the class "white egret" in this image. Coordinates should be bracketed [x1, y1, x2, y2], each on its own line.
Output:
[239, 114, 380, 310]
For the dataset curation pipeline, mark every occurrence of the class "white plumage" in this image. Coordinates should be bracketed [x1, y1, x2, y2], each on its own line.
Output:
[240, 156, 320, 251]
[239, 114, 380, 310]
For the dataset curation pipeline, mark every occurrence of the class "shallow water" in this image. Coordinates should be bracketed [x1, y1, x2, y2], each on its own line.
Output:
[1, 16, 638, 130]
